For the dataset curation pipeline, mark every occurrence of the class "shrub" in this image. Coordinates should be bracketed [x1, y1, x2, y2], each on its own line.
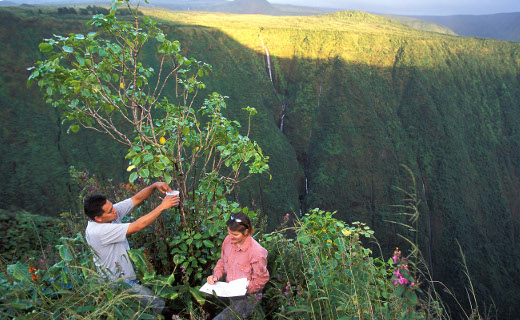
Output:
[260, 209, 437, 319]
[0, 233, 159, 319]
[0, 209, 61, 265]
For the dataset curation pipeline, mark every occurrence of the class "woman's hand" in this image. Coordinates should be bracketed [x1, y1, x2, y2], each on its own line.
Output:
[207, 275, 218, 285]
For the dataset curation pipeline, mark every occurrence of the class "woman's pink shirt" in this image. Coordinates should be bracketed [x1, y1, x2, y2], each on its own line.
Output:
[213, 235, 269, 293]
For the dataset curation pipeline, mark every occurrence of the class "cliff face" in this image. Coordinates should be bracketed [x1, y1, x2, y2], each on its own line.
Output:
[2, 7, 520, 318]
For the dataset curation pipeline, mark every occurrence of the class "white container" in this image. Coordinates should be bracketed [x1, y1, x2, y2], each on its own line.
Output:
[166, 190, 180, 197]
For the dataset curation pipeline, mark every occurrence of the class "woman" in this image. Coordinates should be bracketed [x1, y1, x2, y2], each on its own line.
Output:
[206, 212, 269, 319]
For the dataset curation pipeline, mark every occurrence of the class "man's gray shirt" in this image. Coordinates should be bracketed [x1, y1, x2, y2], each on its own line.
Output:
[85, 198, 137, 282]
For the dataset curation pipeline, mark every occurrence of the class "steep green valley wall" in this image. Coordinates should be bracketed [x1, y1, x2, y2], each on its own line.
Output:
[252, 24, 520, 316]
[1, 7, 520, 318]
[150, 11, 520, 316]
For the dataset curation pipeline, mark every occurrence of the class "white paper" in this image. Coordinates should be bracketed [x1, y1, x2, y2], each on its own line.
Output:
[199, 278, 249, 297]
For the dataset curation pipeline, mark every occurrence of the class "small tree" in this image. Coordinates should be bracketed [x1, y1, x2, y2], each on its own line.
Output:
[28, 0, 269, 297]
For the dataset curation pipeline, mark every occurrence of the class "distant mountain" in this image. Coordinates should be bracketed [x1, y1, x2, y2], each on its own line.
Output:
[410, 12, 520, 42]
[150, 0, 328, 15]
[218, 0, 274, 14]
[383, 14, 456, 35]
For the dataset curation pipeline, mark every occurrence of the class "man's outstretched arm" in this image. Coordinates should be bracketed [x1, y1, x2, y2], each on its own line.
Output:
[127, 193, 179, 235]
[131, 182, 171, 207]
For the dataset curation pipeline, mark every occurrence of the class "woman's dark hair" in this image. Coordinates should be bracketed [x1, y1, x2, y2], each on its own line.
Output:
[84, 194, 107, 220]
[226, 212, 253, 234]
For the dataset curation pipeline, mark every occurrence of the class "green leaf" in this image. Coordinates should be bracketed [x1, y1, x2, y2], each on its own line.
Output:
[144, 154, 154, 162]
[57, 244, 73, 261]
[209, 225, 218, 237]
[173, 254, 185, 265]
[8, 262, 31, 282]
[203, 240, 214, 248]
[39, 43, 53, 52]
[189, 287, 206, 305]
[166, 273, 175, 285]
[154, 162, 166, 170]
[156, 34, 166, 42]
[129, 172, 138, 183]
[132, 156, 142, 166]
[128, 249, 148, 275]
[182, 126, 190, 136]
[164, 172, 172, 185]
[395, 285, 405, 297]
[62, 46, 73, 53]
[139, 168, 150, 178]
[69, 125, 80, 133]
[296, 232, 310, 245]
[406, 290, 419, 305]
[75, 54, 85, 66]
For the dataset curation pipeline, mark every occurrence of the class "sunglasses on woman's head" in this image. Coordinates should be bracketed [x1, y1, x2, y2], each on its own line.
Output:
[230, 215, 242, 223]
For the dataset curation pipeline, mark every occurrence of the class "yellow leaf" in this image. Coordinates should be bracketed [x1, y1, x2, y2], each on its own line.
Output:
[120, 82, 124, 89]
[341, 229, 351, 236]
[159, 137, 166, 144]
[127, 165, 136, 172]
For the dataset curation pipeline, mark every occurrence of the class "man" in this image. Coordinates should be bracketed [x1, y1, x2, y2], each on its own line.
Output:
[84, 181, 179, 315]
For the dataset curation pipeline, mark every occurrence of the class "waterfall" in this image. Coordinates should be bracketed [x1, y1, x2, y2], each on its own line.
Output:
[305, 176, 308, 195]
[259, 37, 273, 83]
[280, 101, 286, 131]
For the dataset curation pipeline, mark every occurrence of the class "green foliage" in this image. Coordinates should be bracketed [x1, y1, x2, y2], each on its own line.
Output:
[0, 233, 162, 319]
[1, 205, 450, 320]
[0, 210, 61, 265]
[260, 209, 444, 319]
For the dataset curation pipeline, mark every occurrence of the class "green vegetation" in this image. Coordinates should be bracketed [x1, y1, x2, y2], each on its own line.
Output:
[0, 195, 455, 319]
[0, 210, 61, 264]
[1, 1, 520, 318]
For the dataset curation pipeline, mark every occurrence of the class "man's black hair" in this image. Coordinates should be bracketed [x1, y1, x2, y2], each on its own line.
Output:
[84, 194, 107, 221]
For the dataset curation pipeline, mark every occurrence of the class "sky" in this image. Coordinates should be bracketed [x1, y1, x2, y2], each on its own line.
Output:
[269, 0, 520, 16]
